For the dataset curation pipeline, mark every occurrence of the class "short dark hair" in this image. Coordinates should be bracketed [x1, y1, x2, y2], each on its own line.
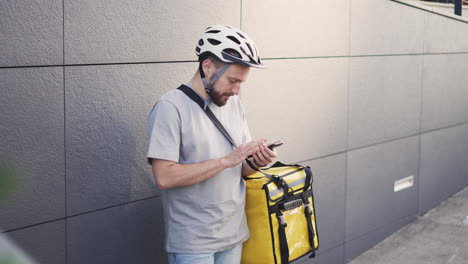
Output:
[199, 54, 224, 69]
[208, 55, 225, 68]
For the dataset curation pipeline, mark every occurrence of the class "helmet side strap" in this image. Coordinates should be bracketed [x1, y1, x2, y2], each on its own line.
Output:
[200, 62, 230, 95]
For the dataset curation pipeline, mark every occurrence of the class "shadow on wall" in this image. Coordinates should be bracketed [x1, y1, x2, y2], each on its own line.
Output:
[66, 71, 162, 263]
[66, 64, 158, 216]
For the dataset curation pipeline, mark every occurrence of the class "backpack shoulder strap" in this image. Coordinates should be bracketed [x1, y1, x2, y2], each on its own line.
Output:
[177, 84, 262, 171]
[177, 85, 238, 148]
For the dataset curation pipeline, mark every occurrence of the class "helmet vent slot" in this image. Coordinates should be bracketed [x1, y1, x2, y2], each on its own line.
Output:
[237, 32, 246, 39]
[246, 43, 254, 56]
[223, 48, 242, 59]
[206, 30, 221, 34]
[198, 39, 204, 46]
[227, 35, 241, 45]
[195, 46, 201, 53]
[207, 38, 222, 45]
[239, 46, 248, 56]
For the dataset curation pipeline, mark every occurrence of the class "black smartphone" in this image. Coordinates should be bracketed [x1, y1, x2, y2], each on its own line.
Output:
[247, 141, 284, 159]
[267, 141, 284, 150]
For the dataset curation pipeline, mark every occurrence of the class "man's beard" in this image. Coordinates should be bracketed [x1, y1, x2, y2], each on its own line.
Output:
[211, 87, 234, 107]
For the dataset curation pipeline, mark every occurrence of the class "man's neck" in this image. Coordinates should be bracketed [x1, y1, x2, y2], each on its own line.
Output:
[189, 72, 209, 99]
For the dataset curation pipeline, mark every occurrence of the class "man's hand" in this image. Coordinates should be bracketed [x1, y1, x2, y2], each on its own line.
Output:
[251, 143, 277, 168]
[221, 139, 267, 168]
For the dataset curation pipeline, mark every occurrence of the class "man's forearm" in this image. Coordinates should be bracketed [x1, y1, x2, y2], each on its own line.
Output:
[152, 157, 228, 190]
[242, 160, 257, 177]
[153, 139, 267, 190]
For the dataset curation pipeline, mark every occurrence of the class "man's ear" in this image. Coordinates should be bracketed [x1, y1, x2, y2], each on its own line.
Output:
[201, 58, 214, 78]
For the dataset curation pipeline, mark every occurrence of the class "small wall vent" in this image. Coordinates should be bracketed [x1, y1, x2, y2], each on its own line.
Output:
[394, 175, 414, 192]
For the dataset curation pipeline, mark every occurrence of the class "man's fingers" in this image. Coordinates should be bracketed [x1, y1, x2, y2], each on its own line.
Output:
[243, 139, 267, 152]
[251, 138, 267, 148]
[255, 146, 268, 163]
[251, 144, 279, 167]
[264, 146, 277, 159]
[237, 139, 268, 161]
[265, 145, 276, 155]
[244, 147, 259, 160]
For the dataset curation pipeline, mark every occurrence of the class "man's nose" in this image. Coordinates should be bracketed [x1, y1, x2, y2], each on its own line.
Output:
[232, 84, 241, 95]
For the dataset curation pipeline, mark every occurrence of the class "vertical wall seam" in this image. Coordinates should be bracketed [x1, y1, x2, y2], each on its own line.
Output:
[346, 0, 352, 151]
[240, 0, 243, 29]
[417, 55, 424, 217]
[417, 12, 427, 216]
[343, 0, 353, 260]
[62, 0, 67, 262]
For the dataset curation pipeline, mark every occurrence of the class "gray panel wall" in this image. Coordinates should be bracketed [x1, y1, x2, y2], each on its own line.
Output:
[6, 220, 66, 264]
[0, 68, 65, 231]
[1, 0, 468, 263]
[0, 0, 63, 66]
[65, 63, 194, 215]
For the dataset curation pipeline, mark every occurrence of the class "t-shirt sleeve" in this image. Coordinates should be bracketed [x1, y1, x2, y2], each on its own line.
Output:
[241, 106, 252, 144]
[147, 100, 181, 163]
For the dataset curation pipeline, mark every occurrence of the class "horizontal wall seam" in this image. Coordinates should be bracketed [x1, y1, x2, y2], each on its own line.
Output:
[300, 214, 416, 260]
[344, 213, 416, 244]
[311, 242, 344, 258]
[2, 217, 66, 234]
[264, 52, 468, 60]
[66, 194, 161, 219]
[294, 120, 468, 164]
[421, 120, 468, 136]
[2, 52, 468, 69]
[295, 151, 348, 165]
[347, 133, 421, 153]
[1, 194, 161, 234]
[0, 60, 198, 69]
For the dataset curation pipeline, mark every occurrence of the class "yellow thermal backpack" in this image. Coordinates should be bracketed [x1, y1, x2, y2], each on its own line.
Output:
[241, 162, 319, 264]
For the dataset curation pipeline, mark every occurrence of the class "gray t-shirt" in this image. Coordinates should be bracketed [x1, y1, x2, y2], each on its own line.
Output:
[147, 85, 252, 253]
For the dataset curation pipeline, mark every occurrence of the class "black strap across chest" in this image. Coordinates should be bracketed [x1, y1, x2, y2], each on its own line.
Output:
[177, 85, 238, 148]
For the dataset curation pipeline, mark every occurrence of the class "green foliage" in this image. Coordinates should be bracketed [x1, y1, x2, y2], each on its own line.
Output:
[0, 253, 19, 264]
[0, 164, 17, 201]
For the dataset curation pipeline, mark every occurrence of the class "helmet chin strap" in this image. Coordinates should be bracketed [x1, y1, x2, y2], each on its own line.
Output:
[199, 63, 231, 95]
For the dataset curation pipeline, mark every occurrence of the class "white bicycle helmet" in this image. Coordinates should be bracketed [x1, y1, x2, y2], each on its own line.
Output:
[195, 25, 264, 94]
[196, 25, 264, 68]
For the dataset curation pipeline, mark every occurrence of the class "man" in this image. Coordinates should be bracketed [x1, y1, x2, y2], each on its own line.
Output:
[147, 25, 277, 264]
